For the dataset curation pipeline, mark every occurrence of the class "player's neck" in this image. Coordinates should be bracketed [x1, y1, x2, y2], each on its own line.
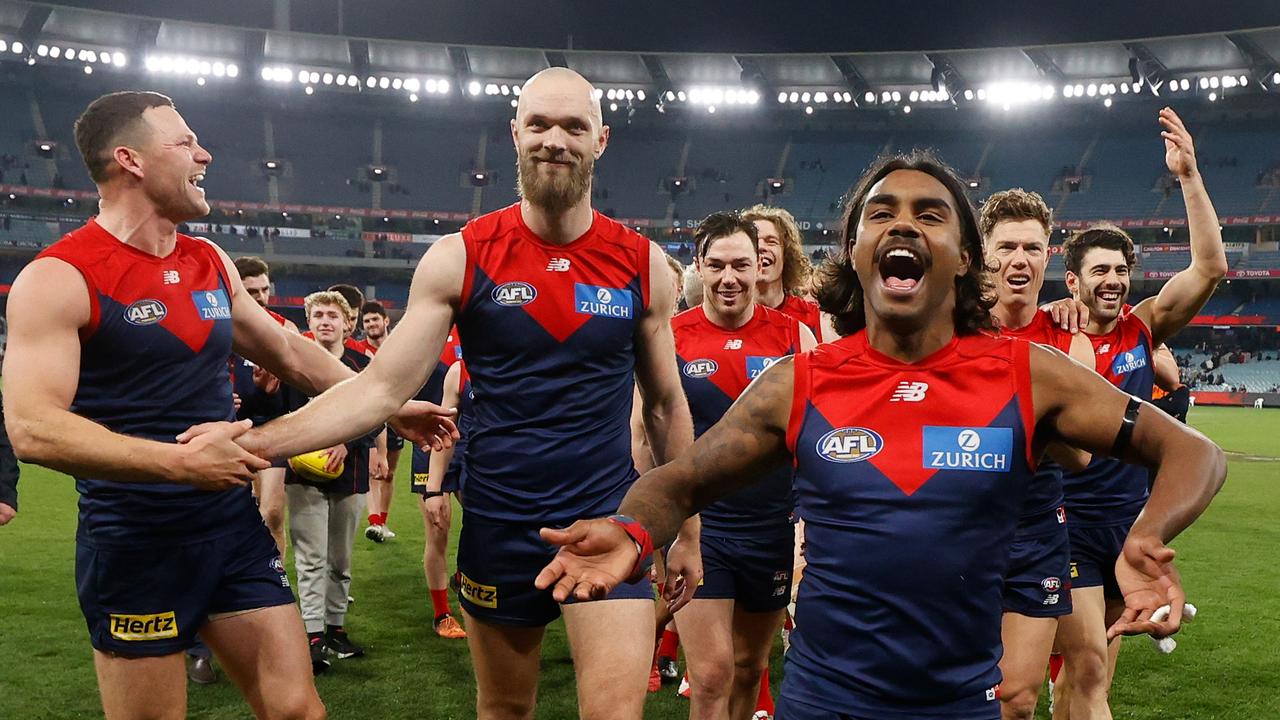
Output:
[366, 335, 383, 349]
[703, 300, 755, 330]
[520, 196, 594, 246]
[94, 195, 180, 257]
[1085, 315, 1119, 335]
[864, 314, 955, 364]
[757, 281, 786, 309]
[318, 338, 344, 356]
[993, 297, 1037, 330]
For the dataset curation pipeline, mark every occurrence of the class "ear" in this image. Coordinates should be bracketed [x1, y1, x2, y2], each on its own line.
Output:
[956, 245, 970, 278]
[1065, 270, 1080, 297]
[509, 118, 519, 148]
[112, 145, 144, 181]
[595, 124, 610, 159]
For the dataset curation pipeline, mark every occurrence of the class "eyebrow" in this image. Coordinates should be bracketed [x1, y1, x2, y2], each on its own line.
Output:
[866, 193, 953, 214]
[524, 112, 589, 128]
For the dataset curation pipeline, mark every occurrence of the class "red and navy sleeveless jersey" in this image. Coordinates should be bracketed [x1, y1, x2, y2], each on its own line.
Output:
[673, 304, 800, 537]
[772, 294, 822, 338]
[997, 310, 1072, 526]
[785, 331, 1037, 716]
[457, 203, 650, 523]
[445, 361, 475, 488]
[414, 328, 462, 405]
[265, 308, 289, 326]
[281, 340, 378, 495]
[36, 220, 248, 545]
[231, 311, 291, 424]
[1063, 311, 1155, 526]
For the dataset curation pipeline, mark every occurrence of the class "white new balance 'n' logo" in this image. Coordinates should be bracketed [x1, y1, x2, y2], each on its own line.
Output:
[162, 270, 180, 285]
[1096, 343, 1111, 355]
[545, 258, 571, 272]
[723, 339, 743, 350]
[890, 381, 928, 402]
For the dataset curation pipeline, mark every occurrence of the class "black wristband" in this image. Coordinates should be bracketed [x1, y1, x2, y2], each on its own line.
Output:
[1110, 395, 1142, 457]
[422, 490, 445, 498]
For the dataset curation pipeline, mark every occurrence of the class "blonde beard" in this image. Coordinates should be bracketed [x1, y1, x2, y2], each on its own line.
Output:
[516, 153, 592, 214]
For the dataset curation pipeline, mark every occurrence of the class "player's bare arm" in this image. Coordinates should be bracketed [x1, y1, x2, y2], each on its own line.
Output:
[237, 234, 465, 459]
[1028, 342, 1226, 636]
[1132, 108, 1228, 345]
[798, 323, 818, 352]
[536, 358, 793, 602]
[424, 360, 462, 529]
[1153, 343, 1181, 392]
[3, 258, 268, 488]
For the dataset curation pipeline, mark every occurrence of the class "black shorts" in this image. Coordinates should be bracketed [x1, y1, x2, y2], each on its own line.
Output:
[1068, 523, 1131, 600]
[385, 426, 405, 452]
[75, 518, 293, 656]
[455, 511, 653, 627]
[697, 531, 794, 613]
[1002, 506, 1072, 617]
[410, 444, 459, 495]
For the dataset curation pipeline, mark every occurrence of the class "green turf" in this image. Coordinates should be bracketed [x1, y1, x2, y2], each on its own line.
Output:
[0, 406, 1275, 718]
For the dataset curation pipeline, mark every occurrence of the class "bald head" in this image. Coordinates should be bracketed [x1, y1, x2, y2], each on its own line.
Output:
[516, 67, 602, 129]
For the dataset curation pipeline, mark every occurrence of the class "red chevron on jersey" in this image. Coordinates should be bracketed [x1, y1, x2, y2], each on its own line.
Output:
[773, 295, 822, 338]
[459, 204, 650, 343]
[788, 332, 1037, 497]
[37, 219, 231, 355]
[673, 305, 800, 408]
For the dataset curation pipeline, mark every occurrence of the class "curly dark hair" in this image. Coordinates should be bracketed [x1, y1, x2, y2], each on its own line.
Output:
[812, 150, 995, 337]
[1062, 225, 1136, 275]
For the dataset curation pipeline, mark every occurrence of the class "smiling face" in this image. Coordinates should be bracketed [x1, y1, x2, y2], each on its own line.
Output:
[753, 219, 784, 287]
[362, 311, 388, 341]
[242, 273, 270, 308]
[985, 219, 1049, 310]
[133, 106, 212, 222]
[1068, 247, 1132, 324]
[512, 68, 607, 214]
[851, 169, 969, 332]
[307, 302, 346, 346]
[698, 232, 760, 319]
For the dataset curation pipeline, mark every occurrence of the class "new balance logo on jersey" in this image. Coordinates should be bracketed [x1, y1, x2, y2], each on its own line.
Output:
[161, 270, 180, 284]
[724, 339, 743, 350]
[545, 258, 571, 272]
[1096, 343, 1111, 355]
[890, 381, 928, 402]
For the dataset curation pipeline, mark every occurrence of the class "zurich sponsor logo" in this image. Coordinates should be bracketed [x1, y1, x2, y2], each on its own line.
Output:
[492, 281, 537, 306]
[683, 358, 718, 378]
[1111, 344, 1148, 376]
[746, 355, 783, 379]
[124, 299, 167, 326]
[574, 283, 632, 319]
[923, 426, 1013, 473]
[816, 427, 884, 464]
[191, 289, 231, 321]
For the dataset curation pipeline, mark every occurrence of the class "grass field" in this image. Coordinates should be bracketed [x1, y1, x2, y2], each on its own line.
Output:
[0, 406, 1276, 719]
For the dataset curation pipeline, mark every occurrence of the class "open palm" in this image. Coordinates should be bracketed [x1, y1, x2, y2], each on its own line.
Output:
[1109, 535, 1185, 640]
[1161, 107, 1198, 179]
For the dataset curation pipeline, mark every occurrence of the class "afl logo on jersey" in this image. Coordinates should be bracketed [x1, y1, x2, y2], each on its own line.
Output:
[683, 359, 718, 378]
[816, 427, 884, 463]
[123, 299, 167, 326]
[492, 281, 537, 306]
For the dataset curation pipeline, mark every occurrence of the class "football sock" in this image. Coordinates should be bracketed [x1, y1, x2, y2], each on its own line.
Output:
[430, 588, 451, 618]
[658, 629, 680, 658]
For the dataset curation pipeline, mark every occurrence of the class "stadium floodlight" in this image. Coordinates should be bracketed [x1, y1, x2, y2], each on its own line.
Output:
[435, 78, 448, 94]
[787, 91, 798, 103]
[625, 89, 634, 100]
[346, 74, 358, 87]
[366, 76, 378, 88]
[380, 76, 392, 89]
[609, 102, 618, 112]
[909, 90, 920, 102]
[392, 78, 403, 90]
[707, 105, 716, 114]
[880, 91, 891, 103]
[1120, 82, 1130, 94]
[902, 105, 911, 114]
[1104, 97, 1112, 108]
[49, 46, 60, 59]
[800, 92, 811, 103]
[1086, 83, 1097, 97]
[484, 83, 498, 95]
[510, 98, 518, 108]
[607, 88, 617, 100]
[36, 44, 48, 57]
[196, 76, 205, 86]
[777, 91, 787, 104]
[1208, 91, 1218, 102]
[891, 91, 901, 102]
[409, 92, 418, 102]
[83, 65, 93, 75]
[226, 63, 237, 77]
[321, 72, 333, 85]
[1239, 74, 1248, 86]
[261, 67, 272, 81]
[1198, 76, 1209, 90]
[304, 85, 313, 95]
[468, 80, 482, 96]
[11, 41, 22, 54]
[0, 40, 6, 53]
[677, 91, 687, 101]
[112, 52, 126, 67]
[1209, 76, 1219, 88]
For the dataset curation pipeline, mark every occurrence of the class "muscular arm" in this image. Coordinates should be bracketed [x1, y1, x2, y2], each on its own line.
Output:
[619, 357, 794, 548]
[1132, 109, 1228, 346]
[240, 235, 464, 459]
[1153, 344, 1182, 392]
[1030, 343, 1225, 543]
[634, 243, 694, 466]
[2, 259, 258, 485]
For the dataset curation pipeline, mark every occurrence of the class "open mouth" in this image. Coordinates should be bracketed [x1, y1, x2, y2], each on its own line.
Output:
[1097, 289, 1123, 303]
[1006, 272, 1031, 290]
[878, 246, 926, 294]
[759, 254, 775, 269]
[188, 173, 205, 193]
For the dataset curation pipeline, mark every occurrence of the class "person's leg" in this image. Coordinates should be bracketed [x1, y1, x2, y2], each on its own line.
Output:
[676, 599, 737, 719]
[998, 613, 1059, 720]
[462, 609, 545, 720]
[1054, 586, 1112, 720]
[563, 598, 655, 720]
[729, 606, 786, 720]
[286, 484, 329, 635]
[94, 651, 187, 720]
[324, 492, 363, 633]
[255, 467, 288, 556]
[201, 606, 325, 719]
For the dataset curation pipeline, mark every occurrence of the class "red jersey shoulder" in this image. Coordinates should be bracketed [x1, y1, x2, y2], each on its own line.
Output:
[954, 332, 1018, 362]
[671, 306, 706, 334]
[266, 309, 289, 326]
[461, 203, 520, 244]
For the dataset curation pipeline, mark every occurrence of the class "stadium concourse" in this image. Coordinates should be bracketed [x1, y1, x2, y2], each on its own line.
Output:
[0, 2, 1278, 719]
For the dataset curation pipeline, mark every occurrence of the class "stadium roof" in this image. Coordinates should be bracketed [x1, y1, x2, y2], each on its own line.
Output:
[2, 0, 1280, 113]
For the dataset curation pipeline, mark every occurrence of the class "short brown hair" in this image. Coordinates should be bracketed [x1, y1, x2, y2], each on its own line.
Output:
[304, 291, 352, 319]
[234, 256, 270, 280]
[979, 188, 1054, 239]
[694, 211, 758, 258]
[741, 204, 811, 294]
[74, 91, 175, 184]
[360, 301, 387, 318]
[1062, 225, 1136, 275]
[327, 284, 364, 319]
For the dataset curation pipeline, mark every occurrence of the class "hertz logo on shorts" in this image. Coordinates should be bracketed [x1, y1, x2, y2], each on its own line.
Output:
[109, 611, 178, 641]
[457, 572, 498, 609]
[412, 472, 429, 489]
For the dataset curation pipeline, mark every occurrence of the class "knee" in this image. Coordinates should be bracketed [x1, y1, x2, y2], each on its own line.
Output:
[690, 659, 734, 698]
[732, 655, 768, 690]
[265, 693, 326, 720]
[477, 695, 534, 720]
[1000, 686, 1039, 720]
[1066, 650, 1109, 692]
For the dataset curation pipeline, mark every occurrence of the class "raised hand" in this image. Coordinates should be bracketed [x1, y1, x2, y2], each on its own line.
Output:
[173, 419, 271, 491]
[1160, 107, 1198, 180]
[389, 400, 459, 452]
[1108, 535, 1184, 640]
[535, 519, 640, 602]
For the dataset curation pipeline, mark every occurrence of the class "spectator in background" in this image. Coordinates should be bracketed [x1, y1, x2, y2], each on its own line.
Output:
[0, 395, 18, 526]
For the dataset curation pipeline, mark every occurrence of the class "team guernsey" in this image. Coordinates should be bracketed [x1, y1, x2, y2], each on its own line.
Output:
[453, 203, 654, 625]
[39, 220, 291, 655]
[783, 331, 1037, 718]
[1062, 310, 1155, 594]
[995, 310, 1073, 616]
[773, 294, 822, 338]
[410, 330, 462, 495]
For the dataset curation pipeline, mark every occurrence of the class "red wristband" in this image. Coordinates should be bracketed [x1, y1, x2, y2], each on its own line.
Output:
[606, 514, 654, 582]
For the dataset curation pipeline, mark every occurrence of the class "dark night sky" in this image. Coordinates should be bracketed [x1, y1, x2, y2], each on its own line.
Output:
[37, 0, 1280, 53]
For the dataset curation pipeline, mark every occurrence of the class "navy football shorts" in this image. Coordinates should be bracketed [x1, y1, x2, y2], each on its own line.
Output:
[1002, 505, 1072, 617]
[75, 517, 292, 657]
[385, 426, 405, 452]
[777, 671, 1000, 720]
[1068, 522, 1132, 600]
[410, 444, 459, 496]
[697, 531, 795, 613]
[455, 511, 653, 627]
